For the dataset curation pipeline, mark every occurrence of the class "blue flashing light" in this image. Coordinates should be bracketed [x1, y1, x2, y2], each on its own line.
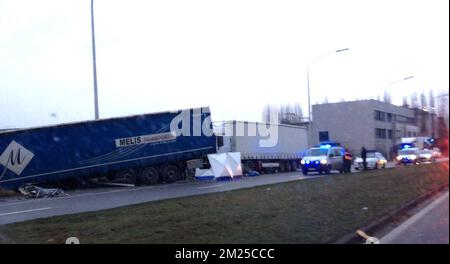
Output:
[400, 143, 414, 150]
[306, 160, 310, 164]
[320, 144, 331, 149]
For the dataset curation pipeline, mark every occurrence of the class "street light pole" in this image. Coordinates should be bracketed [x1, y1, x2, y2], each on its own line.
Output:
[385, 75, 414, 159]
[388, 75, 414, 86]
[435, 93, 449, 99]
[91, 0, 99, 120]
[306, 48, 349, 147]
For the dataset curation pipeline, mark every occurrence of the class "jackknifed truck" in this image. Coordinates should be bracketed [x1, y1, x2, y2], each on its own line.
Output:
[0, 108, 309, 191]
[0, 107, 218, 190]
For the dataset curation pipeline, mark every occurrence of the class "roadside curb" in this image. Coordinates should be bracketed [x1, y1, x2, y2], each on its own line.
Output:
[334, 183, 449, 244]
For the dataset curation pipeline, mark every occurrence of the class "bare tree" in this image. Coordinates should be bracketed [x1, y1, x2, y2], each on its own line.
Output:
[437, 93, 449, 126]
[276, 103, 304, 125]
[262, 104, 279, 123]
[383, 90, 392, 103]
[429, 90, 435, 113]
[278, 104, 287, 123]
[420, 91, 427, 111]
[293, 103, 303, 120]
[402, 96, 409, 107]
[410, 92, 419, 109]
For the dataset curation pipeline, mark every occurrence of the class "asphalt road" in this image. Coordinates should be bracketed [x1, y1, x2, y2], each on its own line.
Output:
[0, 159, 444, 225]
[380, 191, 449, 244]
[0, 170, 324, 225]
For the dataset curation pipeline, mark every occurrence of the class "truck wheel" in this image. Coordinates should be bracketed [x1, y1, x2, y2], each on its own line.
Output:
[161, 164, 180, 183]
[290, 161, 298, 171]
[285, 162, 292, 172]
[279, 162, 286, 173]
[114, 169, 137, 185]
[244, 161, 256, 172]
[137, 167, 160, 185]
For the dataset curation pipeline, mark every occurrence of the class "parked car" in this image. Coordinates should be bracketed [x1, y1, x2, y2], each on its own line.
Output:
[417, 149, 436, 163]
[353, 151, 387, 170]
[432, 147, 442, 158]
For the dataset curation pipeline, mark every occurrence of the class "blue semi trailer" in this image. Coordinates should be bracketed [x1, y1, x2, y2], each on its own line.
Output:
[0, 107, 218, 190]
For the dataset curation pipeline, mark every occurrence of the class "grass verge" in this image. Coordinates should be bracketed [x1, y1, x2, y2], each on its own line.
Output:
[1, 162, 448, 244]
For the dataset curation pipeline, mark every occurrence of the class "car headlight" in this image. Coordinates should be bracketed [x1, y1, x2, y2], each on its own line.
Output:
[423, 154, 432, 159]
[301, 160, 305, 165]
[411, 155, 417, 160]
[396, 156, 402, 160]
[320, 159, 327, 165]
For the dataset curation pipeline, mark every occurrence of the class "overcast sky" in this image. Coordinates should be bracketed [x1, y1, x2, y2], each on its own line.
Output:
[0, 0, 448, 128]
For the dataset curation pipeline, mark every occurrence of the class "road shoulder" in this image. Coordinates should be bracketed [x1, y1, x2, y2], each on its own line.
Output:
[379, 190, 449, 244]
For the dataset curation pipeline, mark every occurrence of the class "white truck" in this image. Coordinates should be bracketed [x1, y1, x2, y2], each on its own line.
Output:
[400, 137, 433, 150]
[214, 121, 308, 173]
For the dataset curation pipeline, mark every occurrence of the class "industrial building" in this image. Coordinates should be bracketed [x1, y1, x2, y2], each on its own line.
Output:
[310, 99, 437, 159]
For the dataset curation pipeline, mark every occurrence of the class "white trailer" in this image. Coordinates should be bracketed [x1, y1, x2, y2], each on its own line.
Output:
[214, 121, 308, 173]
[401, 137, 433, 150]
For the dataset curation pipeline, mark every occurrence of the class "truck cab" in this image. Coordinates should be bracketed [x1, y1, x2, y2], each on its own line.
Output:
[300, 144, 344, 175]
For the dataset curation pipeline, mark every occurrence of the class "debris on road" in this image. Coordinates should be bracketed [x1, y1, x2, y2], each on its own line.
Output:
[18, 184, 65, 198]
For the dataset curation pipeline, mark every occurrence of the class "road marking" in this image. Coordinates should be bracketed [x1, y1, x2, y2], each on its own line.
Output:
[197, 184, 224, 189]
[288, 175, 311, 178]
[380, 191, 449, 244]
[0, 207, 52, 216]
[99, 183, 135, 187]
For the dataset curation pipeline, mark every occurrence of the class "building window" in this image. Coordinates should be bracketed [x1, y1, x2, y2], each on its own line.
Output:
[387, 113, 393, 122]
[397, 115, 415, 124]
[388, 129, 393, 139]
[396, 130, 401, 140]
[319, 131, 329, 142]
[375, 110, 385, 121]
[376, 128, 386, 139]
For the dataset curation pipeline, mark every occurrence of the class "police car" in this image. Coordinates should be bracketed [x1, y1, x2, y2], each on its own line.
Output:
[300, 143, 344, 175]
[396, 144, 420, 165]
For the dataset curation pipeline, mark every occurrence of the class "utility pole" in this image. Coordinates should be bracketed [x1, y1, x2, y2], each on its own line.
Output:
[91, 0, 99, 119]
